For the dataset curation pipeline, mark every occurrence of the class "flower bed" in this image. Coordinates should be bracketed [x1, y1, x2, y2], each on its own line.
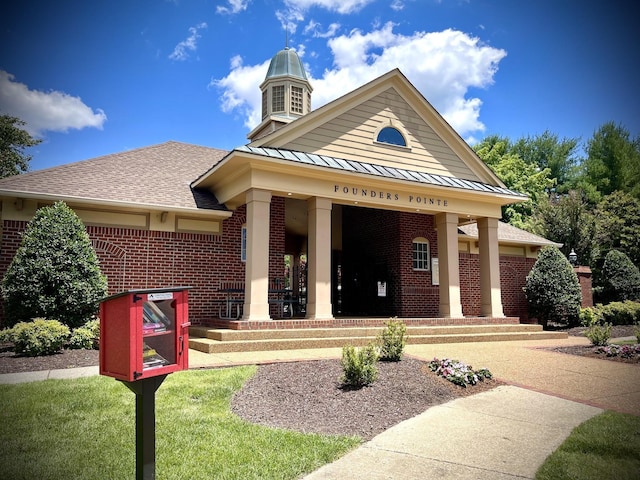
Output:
[595, 344, 640, 359]
[428, 358, 493, 387]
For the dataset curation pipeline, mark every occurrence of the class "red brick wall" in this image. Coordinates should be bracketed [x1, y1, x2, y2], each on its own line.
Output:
[0, 198, 286, 325]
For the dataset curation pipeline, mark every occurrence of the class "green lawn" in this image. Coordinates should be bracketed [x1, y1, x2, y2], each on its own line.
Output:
[0, 367, 360, 480]
[536, 411, 640, 480]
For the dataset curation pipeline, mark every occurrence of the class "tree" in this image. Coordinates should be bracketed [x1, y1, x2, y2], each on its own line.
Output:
[511, 130, 580, 193]
[593, 191, 640, 268]
[529, 190, 596, 265]
[0, 115, 41, 178]
[474, 135, 555, 228]
[2, 202, 108, 328]
[523, 246, 582, 328]
[578, 122, 640, 200]
[599, 250, 640, 303]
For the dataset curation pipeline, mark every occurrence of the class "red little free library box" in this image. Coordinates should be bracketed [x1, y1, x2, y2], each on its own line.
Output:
[100, 287, 191, 382]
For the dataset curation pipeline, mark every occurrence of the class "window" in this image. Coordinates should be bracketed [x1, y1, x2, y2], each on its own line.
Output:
[291, 86, 303, 114]
[377, 126, 407, 147]
[412, 237, 430, 271]
[261, 90, 268, 118]
[272, 85, 284, 112]
[241, 226, 247, 262]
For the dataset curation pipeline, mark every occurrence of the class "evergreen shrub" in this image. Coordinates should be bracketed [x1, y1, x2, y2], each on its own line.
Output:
[598, 301, 640, 326]
[584, 323, 612, 346]
[2, 202, 108, 328]
[600, 250, 640, 303]
[3, 319, 70, 356]
[523, 246, 582, 327]
[341, 343, 379, 388]
[377, 318, 406, 362]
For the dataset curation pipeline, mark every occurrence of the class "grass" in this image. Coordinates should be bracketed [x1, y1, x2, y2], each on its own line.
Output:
[0, 367, 360, 480]
[535, 411, 640, 480]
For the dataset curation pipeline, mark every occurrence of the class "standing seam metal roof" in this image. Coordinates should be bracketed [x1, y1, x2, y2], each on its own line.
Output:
[235, 145, 527, 198]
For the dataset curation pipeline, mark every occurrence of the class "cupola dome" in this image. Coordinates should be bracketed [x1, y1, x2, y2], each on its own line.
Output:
[265, 47, 308, 81]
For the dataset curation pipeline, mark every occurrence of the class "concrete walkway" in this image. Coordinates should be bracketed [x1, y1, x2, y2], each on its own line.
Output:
[1, 335, 639, 479]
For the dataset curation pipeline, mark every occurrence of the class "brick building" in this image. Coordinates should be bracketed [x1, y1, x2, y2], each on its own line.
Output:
[0, 48, 557, 326]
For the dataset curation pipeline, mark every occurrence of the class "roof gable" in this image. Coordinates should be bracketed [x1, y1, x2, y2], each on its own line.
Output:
[250, 69, 504, 187]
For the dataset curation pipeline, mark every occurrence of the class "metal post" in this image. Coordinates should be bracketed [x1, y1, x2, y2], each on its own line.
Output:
[122, 375, 168, 480]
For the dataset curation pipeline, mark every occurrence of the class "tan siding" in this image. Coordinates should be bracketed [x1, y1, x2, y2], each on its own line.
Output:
[282, 88, 480, 181]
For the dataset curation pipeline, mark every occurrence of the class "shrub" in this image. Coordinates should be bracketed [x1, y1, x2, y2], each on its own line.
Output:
[523, 246, 582, 328]
[3, 319, 70, 356]
[68, 318, 99, 350]
[635, 323, 640, 344]
[599, 250, 640, 303]
[341, 343, 379, 388]
[2, 202, 108, 329]
[428, 358, 492, 388]
[584, 323, 612, 346]
[579, 307, 601, 327]
[598, 301, 640, 326]
[377, 318, 406, 362]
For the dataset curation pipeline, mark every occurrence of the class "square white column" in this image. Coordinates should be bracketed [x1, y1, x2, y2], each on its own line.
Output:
[435, 212, 463, 318]
[242, 189, 272, 321]
[307, 197, 334, 320]
[478, 217, 505, 317]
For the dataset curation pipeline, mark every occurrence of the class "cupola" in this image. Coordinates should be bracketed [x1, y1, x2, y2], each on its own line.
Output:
[248, 47, 313, 141]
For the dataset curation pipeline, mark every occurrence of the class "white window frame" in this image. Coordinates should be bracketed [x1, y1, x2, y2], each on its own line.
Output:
[412, 237, 430, 271]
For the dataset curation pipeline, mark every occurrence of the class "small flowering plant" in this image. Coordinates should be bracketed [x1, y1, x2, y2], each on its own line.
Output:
[595, 344, 640, 359]
[428, 358, 493, 388]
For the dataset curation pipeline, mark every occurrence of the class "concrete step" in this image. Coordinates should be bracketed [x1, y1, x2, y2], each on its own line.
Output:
[189, 324, 545, 342]
[188, 326, 567, 354]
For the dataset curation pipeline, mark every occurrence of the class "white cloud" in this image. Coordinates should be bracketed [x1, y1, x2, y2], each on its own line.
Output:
[169, 22, 208, 61]
[304, 20, 340, 38]
[285, 0, 374, 14]
[213, 23, 506, 138]
[0, 71, 107, 136]
[390, 0, 405, 11]
[216, 0, 250, 15]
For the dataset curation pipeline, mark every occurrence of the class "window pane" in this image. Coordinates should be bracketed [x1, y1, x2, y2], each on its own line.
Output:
[412, 241, 429, 270]
[241, 226, 247, 262]
[272, 85, 284, 112]
[377, 127, 406, 147]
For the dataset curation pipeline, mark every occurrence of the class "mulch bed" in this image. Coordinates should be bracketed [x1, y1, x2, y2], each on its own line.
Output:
[0, 348, 99, 374]
[231, 358, 502, 440]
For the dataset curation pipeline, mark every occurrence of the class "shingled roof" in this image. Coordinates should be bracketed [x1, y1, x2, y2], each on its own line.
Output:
[0, 141, 229, 212]
[458, 221, 561, 247]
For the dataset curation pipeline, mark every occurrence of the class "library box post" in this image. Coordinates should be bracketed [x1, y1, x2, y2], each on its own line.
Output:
[100, 287, 191, 382]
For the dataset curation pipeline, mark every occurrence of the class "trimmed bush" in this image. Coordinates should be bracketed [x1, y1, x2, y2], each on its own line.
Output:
[377, 318, 406, 362]
[579, 307, 601, 327]
[635, 323, 640, 344]
[68, 318, 99, 350]
[599, 250, 640, 303]
[341, 343, 379, 388]
[584, 323, 612, 346]
[3, 319, 70, 356]
[523, 246, 582, 327]
[598, 301, 640, 326]
[2, 202, 108, 328]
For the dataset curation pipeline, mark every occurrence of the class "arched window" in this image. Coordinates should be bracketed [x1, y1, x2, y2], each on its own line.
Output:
[412, 237, 430, 271]
[377, 126, 407, 147]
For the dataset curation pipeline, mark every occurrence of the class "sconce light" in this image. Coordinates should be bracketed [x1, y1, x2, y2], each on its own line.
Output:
[568, 249, 578, 266]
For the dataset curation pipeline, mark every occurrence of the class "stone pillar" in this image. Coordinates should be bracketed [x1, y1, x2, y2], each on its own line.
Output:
[477, 217, 505, 317]
[243, 189, 272, 321]
[435, 212, 463, 318]
[307, 197, 334, 320]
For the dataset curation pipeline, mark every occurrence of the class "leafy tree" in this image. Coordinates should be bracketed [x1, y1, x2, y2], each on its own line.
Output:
[578, 122, 640, 200]
[528, 190, 596, 265]
[474, 135, 555, 228]
[593, 191, 640, 268]
[0, 114, 41, 178]
[511, 130, 580, 192]
[523, 246, 582, 328]
[598, 250, 640, 304]
[2, 202, 108, 328]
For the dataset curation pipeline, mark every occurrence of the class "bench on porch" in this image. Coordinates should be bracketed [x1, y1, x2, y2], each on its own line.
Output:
[216, 279, 304, 319]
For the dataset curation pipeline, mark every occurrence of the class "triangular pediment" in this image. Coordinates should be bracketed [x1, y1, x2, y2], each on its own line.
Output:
[250, 69, 503, 187]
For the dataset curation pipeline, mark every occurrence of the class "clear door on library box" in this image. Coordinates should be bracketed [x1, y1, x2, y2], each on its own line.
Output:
[100, 287, 191, 382]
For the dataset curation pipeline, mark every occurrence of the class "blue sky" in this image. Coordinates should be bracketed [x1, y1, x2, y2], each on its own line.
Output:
[1, 0, 637, 172]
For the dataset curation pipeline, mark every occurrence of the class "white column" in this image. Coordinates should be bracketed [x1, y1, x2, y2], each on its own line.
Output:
[307, 197, 334, 320]
[478, 217, 505, 317]
[435, 212, 463, 318]
[242, 189, 271, 321]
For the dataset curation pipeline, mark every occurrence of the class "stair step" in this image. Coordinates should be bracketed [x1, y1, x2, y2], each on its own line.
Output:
[189, 324, 544, 342]
[188, 330, 567, 354]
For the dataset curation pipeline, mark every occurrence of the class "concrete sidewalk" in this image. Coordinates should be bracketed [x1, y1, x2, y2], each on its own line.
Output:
[302, 386, 602, 480]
